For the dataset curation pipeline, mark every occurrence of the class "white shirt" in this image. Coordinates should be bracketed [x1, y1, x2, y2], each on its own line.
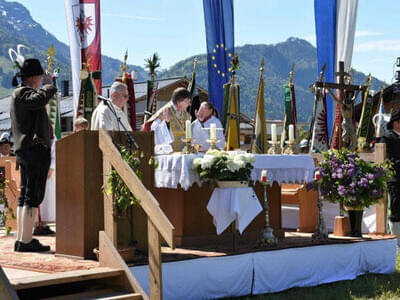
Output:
[91, 101, 132, 131]
[192, 115, 226, 152]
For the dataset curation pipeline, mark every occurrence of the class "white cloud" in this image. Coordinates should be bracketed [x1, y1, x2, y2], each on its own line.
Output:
[355, 30, 382, 38]
[354, 39, 400, 52]
[102, 13, 165, 22]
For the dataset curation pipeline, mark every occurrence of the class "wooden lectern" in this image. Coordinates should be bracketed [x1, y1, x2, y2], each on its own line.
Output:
[56, 130, 154, 259]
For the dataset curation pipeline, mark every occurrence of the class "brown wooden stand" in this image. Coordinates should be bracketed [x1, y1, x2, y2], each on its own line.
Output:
[56, 130, 154, 259]
[333, 216, 350, 236]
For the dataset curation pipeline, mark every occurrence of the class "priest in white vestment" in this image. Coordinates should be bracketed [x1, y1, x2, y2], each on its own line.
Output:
[147, 88, 192, 153]
[91, 81, 132, 131]
[192, 101, 226, 152]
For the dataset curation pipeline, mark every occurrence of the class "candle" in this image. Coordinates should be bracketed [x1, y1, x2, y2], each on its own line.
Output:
[376, 124, 382, 138]
[210, 123, 217, 140]
[261, 170, 267, 182]
[288, 124, 295, 142]
[185, 120, 192, 139]
[271, 124, 277, 142]
[314, 170, 321, 181]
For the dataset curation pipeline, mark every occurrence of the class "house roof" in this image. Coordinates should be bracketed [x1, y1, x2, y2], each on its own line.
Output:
[0, 76, 209, 130]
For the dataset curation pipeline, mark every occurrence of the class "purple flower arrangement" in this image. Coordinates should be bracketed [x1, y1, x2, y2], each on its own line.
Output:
[316, 149, 393, 209]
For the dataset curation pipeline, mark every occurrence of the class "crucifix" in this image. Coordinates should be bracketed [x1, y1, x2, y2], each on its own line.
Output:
[315, 61, 366, 151]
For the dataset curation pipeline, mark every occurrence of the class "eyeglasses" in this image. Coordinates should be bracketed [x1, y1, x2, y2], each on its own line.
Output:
[121, 94, 129, 98]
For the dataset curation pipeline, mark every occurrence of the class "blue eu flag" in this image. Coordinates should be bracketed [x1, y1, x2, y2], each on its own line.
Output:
[203, 0, 234, 117]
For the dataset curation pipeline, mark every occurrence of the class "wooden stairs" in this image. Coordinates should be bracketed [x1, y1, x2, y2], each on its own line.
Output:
[1, 232, 148, 300]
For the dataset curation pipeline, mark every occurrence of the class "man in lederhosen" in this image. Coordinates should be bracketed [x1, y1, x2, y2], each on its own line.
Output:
[10, 58, 57, 252]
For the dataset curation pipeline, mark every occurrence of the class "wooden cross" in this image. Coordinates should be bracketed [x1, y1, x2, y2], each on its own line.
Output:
[315, 61, 366, 150]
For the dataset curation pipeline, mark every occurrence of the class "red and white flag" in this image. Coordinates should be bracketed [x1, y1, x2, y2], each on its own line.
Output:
[64, 0, 102, 120]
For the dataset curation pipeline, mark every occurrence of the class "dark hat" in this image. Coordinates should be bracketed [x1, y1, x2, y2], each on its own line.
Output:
[12, 58, 44, 86]
[387, 109, 400, 130]
[0, 132, 13, 146]
[19, 58, 44, 77]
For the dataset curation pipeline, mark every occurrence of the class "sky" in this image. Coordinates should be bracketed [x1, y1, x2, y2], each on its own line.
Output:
[11, 0, 400, 83]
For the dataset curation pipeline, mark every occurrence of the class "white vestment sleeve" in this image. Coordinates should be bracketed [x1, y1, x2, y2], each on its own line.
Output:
[151, 118, 174, 145]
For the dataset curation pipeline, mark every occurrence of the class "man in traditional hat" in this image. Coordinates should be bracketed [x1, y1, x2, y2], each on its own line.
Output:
[380, 109, 400, 248]
[10, 58, 56, 252]
[146, 87, 192, 152]
[0, 132, 14, 157]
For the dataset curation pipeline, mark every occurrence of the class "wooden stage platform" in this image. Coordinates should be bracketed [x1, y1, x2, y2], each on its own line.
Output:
[0, 229, 396, 299]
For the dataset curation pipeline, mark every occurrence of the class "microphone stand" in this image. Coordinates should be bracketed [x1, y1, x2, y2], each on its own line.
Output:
[102, 98, 139, 149]
[101, 97, 139, 249]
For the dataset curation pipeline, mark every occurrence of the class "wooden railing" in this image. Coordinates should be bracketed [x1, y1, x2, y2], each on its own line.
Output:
[99, 130, 175, 300]
[312, 143, 388, 233]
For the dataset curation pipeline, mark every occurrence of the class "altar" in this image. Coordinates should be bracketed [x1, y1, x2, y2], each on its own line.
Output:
[153, 153, 315, 246]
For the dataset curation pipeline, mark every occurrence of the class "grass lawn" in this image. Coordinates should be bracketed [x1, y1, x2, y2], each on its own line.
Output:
[230, 255, 400, 300]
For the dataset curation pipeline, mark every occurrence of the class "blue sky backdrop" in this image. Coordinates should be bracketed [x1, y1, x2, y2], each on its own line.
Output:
[14, 0, 400, 83]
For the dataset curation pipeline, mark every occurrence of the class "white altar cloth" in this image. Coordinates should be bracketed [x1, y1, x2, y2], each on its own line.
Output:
[207, 187, 263, 235]
[155, 154, 315, 191]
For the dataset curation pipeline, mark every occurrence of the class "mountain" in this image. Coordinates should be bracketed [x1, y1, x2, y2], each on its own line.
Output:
[0, 1, 384, 123]
[160, 38, 384, 122]
[0, 0, 148, 97]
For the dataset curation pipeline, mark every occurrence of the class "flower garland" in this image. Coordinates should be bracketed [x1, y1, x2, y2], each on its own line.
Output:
[0, 171, 14, 235]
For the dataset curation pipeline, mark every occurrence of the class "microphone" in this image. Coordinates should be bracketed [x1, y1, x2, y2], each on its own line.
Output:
[96, 95, 139, 149]
[97, 95, 110, 103]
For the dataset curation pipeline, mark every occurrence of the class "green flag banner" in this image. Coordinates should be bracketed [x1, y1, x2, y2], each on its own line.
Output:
[253, 66, 267, 153]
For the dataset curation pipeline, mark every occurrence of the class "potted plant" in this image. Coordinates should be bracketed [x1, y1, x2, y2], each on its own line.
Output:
[317, 148, 393, 237]
[192, 150, 255, 188]
[95, 146, 144, 262]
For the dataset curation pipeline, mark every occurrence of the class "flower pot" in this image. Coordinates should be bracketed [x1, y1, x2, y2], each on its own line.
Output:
[347, 208, 363, 237]
[216, 181, 249, 188]
[93, 245, 136, 262]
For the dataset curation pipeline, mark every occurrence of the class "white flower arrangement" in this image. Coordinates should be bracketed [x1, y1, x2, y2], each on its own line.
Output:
[192, 150, 255, 183]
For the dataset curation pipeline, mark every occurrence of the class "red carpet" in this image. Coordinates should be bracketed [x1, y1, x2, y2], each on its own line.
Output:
[0, 235, 99, 273]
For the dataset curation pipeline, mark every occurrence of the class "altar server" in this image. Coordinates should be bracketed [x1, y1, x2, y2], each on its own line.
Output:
[192, 101, 225, 152]
[10, 57, 56, 252]
[147, 87, 192, 152]
[0, 132, 14, 157]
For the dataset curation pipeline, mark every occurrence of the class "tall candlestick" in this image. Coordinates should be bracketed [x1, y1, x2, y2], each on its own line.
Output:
[185, 120, 192, 139]
[271, 124, 277, 142]
[288, 124, 294, 142]
[210, 123, 217, 140]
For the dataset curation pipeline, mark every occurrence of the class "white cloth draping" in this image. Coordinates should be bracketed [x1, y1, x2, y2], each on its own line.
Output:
[252, 155, 314, 185]
[151, 118, 174, 148]
[155, 154, 315, 190]
[131, 253, 254, 300]
[91, 101, 132, 131]
[207, 187, 263, 235]
[252, 239, 396, 295]
[40, 138, 56, 222]
[130, 239, 396, 300]
[155, 154, 201, 191]
[192, 116, 226, 151]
